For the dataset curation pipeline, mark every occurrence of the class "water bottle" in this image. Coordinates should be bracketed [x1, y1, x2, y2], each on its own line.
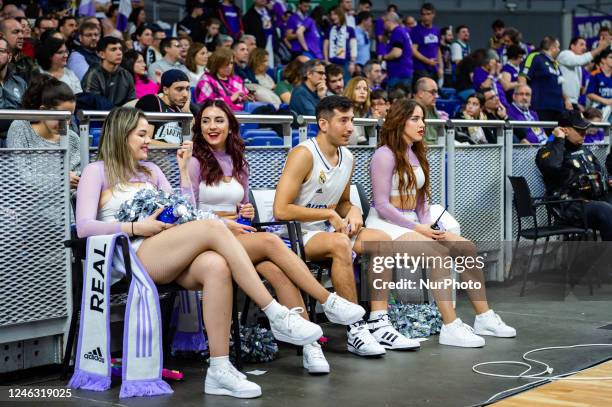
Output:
[157, 206, 178, 224]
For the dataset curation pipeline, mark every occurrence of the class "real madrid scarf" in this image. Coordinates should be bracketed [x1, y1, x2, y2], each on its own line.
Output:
[68, 233, 173, 398]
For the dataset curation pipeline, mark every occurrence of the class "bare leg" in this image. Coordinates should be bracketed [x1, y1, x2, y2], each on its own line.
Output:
[172, 251, 232, 358]
[304, 232, 358, 302]
[136, 219, 273, 308]
[256, 260, 308, 320]
[237, 232, 330, 304]
[353, 228, 392, 312]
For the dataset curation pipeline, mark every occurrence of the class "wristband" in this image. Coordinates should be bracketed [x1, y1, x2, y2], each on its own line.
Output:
[131, 221, 135, 237]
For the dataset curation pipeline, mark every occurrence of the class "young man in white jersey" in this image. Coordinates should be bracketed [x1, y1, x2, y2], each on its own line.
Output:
[274, 96, 420, 362]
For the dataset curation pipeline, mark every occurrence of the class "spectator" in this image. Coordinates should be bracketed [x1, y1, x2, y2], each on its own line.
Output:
[0, 37, 27, 146]
[145, 26, 166, 66]
[323, 6, 357, 78]
[239, 34, 257, 53]
[121, 49, 159, 99]
[499, 27, 533, 65]
[587, 49, 612, 122]
[82, 36, 135, 106]
[136, 69, 194, 144]
[410, 3, 442, 85]
[203, 17, 221, 52]
[454, 93, 494, 144]
[194, 47, 252, 110]
[36, 37, 82, 95]
[147, 37, 192, 82]
[354, 11, 372, 67]
[382, 11, 413, 90]
[357, 0, 372, 13]
[559, 36, 610, 110]
[455, 49, 486, 101]
[507, 84, 547, 144]
[275, 58, 302, 104]
[440, 27, 453, 88]
[364, 59, 383, 90]
[33, 15, 55, 40]
[343, 77, 370, 144]
[232, 40, 253, 82]
[7, 75, 80, 180]
[481, 86, 509, 123]
[413, 77, 444, 144]
[243, 0, 277, 65]
[218, 0, 243, 40]
[0, 18, 37, 83]
[132, 24, 153, 53]
[102, 5, 122, 38]
[325, 63, 344, 95]
[370, 88, 389, 119]
[127, 7, 147, 36]
[500, 44, 525, 102]
[58, 16, 78, 46]
[286, 0, 323, 60]
[185, 42, 209, 86]
[178, 35, 192, 64]
[583, 108, 605, 143]
[340, 0, 356, 28]
[269, 0, 289, 25]
[473, 49, 508, 108]
[217, 34, 234, 49]
[519, 36, 571, 122]
[15, 16, 33, 58]
[289, 59, 327, 116]
[451, 25, 470, 65]
[403, 15, 417, 31]
[178, 3, 205, 43]
[247, 48, 282, 108]
[67, 21, 101, 81]
[374, 5, 396, 60]
[489, 19, 505, 50]
[592, 26, 611, 51]
[0, 4, 25, 19]
[388, 86, 406, 104]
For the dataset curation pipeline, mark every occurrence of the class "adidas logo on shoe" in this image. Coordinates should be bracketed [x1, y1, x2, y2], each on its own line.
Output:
[84, 347, 105, 363]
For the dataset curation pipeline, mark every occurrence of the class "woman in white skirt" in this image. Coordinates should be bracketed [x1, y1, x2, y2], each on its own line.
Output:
[366, 99, 516, 348]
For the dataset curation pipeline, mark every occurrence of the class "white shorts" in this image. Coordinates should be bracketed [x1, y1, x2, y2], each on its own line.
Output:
[299, 224, 358, 248]
[365, 207, 418, 240]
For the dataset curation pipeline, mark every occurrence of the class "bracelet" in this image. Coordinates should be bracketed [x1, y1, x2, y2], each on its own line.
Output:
[131, 221, 135, 237]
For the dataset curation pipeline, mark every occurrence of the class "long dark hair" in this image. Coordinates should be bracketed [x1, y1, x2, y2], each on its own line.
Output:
[192, 99, 248, 186]
[22, 74, 75, 109]
[121, 49, 151, 84]
[378, 99, 431, 207]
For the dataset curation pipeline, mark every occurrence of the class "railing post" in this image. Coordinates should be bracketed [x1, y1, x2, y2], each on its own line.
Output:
[181, 118, 192, 142]
[445, 120, 456, 215]
[298, 115, 307, 143]
[504, 124, 515, 276]
[79, 118, 90, 173]
[282, 122, 292, 147]
[369, 118, 381, 146]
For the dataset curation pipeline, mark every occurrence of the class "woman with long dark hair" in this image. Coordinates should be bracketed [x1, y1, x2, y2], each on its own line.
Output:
[190, 99, 365, 374]
[121, 50, 159, 99]
[76, 107, 324, 398]
[366, 99, 516, 348]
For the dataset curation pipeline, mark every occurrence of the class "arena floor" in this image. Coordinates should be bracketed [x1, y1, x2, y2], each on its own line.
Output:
[5, 282, 612, 407]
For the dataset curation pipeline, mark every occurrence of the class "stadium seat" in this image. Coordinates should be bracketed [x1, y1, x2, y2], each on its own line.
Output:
[90, 128, 102, 147]
[436, 99, 463, 117]
[242, 129, 283, 146]
[243, 101, 274, 113]
[440, 87, 457, 99]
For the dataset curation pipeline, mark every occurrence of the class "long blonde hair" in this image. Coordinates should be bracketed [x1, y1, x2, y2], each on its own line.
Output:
[97, 107, 152, 188]
[343, 77, 370, 118]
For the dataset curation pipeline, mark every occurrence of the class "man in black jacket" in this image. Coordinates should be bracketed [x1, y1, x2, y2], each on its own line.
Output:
[242, 0, 277, 65]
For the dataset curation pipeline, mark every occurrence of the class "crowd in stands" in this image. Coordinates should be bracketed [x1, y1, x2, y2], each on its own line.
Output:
[0, 0, 610, 149]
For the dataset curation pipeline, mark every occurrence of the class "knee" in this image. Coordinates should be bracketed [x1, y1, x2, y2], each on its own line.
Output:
[259, 232, 285, 249]
[201, 253, 232, 283]
[196, 219, 228, 235]
[330, 234, 352, 259]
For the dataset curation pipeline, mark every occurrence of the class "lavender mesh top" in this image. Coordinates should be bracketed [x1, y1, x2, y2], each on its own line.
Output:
[370, 145, 431, 229]
[75, 160, 193, 238]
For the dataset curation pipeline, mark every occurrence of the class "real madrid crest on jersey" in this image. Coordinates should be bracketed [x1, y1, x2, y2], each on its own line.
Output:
[573, 159, 580, 168]
[318, 170, 326, 184]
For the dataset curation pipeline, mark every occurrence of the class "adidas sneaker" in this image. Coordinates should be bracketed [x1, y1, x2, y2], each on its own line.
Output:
[369, 315, 420, 350]
[347, 321, 386, 357]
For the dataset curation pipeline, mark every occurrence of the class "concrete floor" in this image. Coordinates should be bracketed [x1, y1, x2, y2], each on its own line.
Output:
[5, 282, 612, 407]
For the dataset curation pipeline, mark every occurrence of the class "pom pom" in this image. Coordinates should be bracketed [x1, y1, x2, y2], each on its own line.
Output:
[387, 302, 442, 338]
[229, 325, 279, 363]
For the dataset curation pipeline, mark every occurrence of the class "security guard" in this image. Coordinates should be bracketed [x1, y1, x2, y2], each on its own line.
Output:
[536, 110, 612, 241]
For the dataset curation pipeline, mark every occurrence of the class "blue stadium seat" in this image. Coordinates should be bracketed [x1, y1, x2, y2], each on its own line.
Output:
[90, 128, 102, 147]
[436, 99, 463, 117]
[440, 87, 457, 99]
[242, 129, 282, 146]
[243, 101, 274, 113]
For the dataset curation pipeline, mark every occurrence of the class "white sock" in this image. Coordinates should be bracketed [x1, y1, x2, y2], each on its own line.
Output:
[368, 310, 388, 321]
[475, 309, 494, 319]
[209, 355, 230, 368]
[262, 299, 284, 320]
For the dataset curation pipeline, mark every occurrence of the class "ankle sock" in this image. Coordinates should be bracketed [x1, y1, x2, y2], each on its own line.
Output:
[262, 299, 284, 320]
[368, 310, 388, 321]
[209, 355, 230, 368]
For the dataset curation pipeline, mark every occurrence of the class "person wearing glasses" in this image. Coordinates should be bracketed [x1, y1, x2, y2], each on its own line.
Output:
[36, 37, 82, 95]
[289, 59, 328, 116]
[67, 21, 101, 81]
[481, 86, 509, 122]
[413, 77, 445, 144]
[0, 18, 37, 83]
[147, 37, 192, 82]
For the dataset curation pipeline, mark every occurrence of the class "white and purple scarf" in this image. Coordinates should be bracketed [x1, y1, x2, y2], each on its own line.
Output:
[68, 233, 173, 398]
[170, 291, 207, 353]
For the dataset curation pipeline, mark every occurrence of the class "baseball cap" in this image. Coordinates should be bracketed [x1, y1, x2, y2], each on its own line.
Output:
[160, 69, 190, 88]
[558, 110, 591, 131]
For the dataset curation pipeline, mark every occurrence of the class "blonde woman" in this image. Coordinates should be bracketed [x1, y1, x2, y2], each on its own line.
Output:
[343, 77, 370, 144]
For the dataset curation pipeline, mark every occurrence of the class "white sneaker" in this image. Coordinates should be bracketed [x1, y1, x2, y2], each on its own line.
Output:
[205, 363, 261, 398]
[369, 315, 420, 350]
[303, 341, 330, 374]
[347, 321, 386, 356]
[269, 306, 323, 346]
[323, 292, 366, 325]
[474, 310, 517, 338]
[439, 318, 486, 348]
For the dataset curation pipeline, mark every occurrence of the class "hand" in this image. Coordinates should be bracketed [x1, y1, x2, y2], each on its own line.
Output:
[496, 102, 507, 119]
[414, 223, 446, 240]
[154, 69, 162, 84]
[348, 62, 356, 75]
[316, 81, 328, 98]
[225, 219, 256, 235]
[328, 210, 348, 235]
[427, 58, 437, 67]
[552, 127, 566, 139]
[134, 207, 176, 237]
[177, 140, 193, 173]
[69, 171, 80, 188]
[238, 203, 255, 220]
[564, 99, 574, 110]
[231, 91, 245, 102]
[345, 206, 363, 238]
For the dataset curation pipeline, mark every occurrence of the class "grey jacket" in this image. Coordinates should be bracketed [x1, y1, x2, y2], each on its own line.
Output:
[0, 64, 27, 109]
[82, 65, 136, 106]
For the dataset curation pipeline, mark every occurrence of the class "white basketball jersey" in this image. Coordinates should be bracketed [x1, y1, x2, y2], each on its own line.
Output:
[293, 138, 353, 232]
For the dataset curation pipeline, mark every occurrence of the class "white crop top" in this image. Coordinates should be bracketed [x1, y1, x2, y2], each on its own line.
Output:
[97, 182, 155, 221]
[390, 166, 425, 197]
[198, 177, 245, 212]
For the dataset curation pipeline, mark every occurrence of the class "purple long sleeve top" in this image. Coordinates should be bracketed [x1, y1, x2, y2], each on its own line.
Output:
[76, 160, 193, 238]
[370, 146, 431, 229]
